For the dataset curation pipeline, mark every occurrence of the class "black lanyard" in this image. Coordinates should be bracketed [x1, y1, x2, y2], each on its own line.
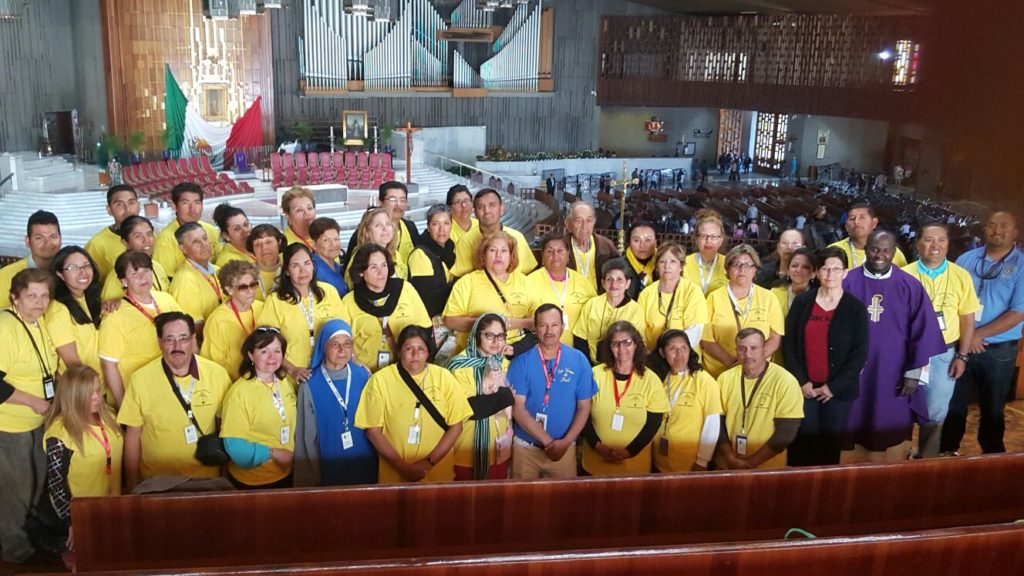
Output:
[5, 310, 52, 378]
[740, 365, 769, 434]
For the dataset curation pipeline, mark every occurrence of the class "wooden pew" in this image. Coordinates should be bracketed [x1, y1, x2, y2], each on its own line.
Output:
[71, 453, 1024, 572]
[64, 523, 1024, 576]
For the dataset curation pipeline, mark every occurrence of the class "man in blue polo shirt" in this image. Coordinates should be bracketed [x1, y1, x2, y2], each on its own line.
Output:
[509, 303, 597, 479]
[942, 211, 1024, 454]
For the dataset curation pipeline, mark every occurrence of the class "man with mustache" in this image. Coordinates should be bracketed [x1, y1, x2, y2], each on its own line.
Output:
[118, 312, 232, 491]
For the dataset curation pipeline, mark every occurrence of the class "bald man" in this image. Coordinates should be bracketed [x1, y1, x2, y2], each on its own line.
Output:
[564, 201, 618, 293]
[943, 211, 1023, 454]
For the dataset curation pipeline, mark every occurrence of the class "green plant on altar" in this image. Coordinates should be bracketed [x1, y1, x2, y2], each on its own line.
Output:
[98, 133, 122, 166]
[292, 121, 314, 150]
[128, 131, 145, 153]
[379, 122, 394, 146]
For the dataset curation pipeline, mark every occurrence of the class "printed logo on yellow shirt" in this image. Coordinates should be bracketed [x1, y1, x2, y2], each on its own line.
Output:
[753, 392, 773, 409]
[192, 390, 215, 408]
[679, 391, 697, 407]
[622, 392, 647, 409]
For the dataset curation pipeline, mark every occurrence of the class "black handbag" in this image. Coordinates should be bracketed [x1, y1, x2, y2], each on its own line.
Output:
[165, 369, 229, 466]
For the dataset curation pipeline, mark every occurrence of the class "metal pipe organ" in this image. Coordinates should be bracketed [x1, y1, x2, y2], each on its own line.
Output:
[299, 0, 546, 94]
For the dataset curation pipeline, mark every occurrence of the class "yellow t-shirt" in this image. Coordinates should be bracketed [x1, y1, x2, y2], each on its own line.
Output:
[255, 267, 279, 302]
[407, 248, 452, 284]
[284, 227, 314, 251]
[341, 282, 432, 372]
[221, 375, 298, 486]
[168, 261, 223, 323]
[451, 226, 538, 277]
[527, 268, 597, 345]
[215, 243, 256, 267]
[829, 239, 908, 269]
[902, 261, 981, 345]
[450, 356, 512, 469]
[395, 220, 417, 273]
[581, 365, 669, 476]
[0, 311, 60, 432]
[652, 370, 723, 473]
[200, 300, 265, 381]
[443, 270, 539, 353]
[44, 298, 101, 389]
[684, 253, 728, 296]
[449, 217, 478, 245]
[572, 294, 647, 362]
[100, 260, 170, 302]
[255, 282, 347, 370]
[0, 258, 29, 309]
[354, 364, 473, 484]
[637, 279, 708, 350]
[153, 220, 223, 279]
[701, 285, 785, 378]
[569, 237, 600, 293]
[116, 355, 231, 479]
[85, 226, 125, 283]
[769, 285, 799, 365]
[718, 362, 803, 469]
[44, 417, 123, 497]
[97, 291, 182, 387]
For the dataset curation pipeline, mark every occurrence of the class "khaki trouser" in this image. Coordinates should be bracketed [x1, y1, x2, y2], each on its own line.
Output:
[0, 427, 45, 562]
[840, 441, 912, 464]
[511, 437, 576, 480]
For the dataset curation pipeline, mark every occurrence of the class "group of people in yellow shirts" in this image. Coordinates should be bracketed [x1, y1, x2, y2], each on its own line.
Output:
[0, 180, 993, 565]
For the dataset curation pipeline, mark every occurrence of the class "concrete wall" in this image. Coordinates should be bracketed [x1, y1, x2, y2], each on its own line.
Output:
[789, 114, 890, 174]
[0, 0, 78, 152]
[69, 0, 108, 136]
[597, 106, 720, 162]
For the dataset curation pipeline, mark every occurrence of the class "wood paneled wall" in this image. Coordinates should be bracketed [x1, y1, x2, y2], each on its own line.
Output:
[0, 0, 78, 152]
[270, 0, 667, 154]
[100, 0, 274, 151]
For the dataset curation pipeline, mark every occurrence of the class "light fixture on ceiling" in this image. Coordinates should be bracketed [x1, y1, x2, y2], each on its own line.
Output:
[878, 50, 892, 60]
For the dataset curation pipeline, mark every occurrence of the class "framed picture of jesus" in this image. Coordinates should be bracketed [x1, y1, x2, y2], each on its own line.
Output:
[343, 110, 367, 146]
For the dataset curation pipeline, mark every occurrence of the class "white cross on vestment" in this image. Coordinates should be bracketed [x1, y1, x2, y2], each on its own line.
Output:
[868, 294, 885, 323]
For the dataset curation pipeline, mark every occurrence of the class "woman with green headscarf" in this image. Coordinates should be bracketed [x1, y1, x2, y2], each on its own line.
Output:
[447, 313, 516, 480]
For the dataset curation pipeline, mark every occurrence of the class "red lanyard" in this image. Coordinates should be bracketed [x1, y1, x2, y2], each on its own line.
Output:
[125, 294, 161, 323]
[229, 300, 255, 334]
[538, 346, 561, 408]
[87, 424, 112, 477]
[191, 262, 223, 301]
[291, 227, 316, 252]
[613, 373, 634, 409]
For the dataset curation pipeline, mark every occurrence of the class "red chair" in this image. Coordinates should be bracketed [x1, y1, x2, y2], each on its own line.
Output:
[270, 153, 283, 175]
[381, 152, 392, 169]
[199, 156, 215, 174]
[176, 158, 190, 178]
[307, 152, 319, 169]
[319, 152, 332, 170]
[185, 157, 202, 176]
[332, 152, 344, 169]
[356, 151, 369, 167]
[294, 152, 307, 169]
[152, 161, 171, 181]
[344, 151, 356, 169]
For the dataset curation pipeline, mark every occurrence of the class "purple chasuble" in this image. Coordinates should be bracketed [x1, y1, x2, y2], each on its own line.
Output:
[842, 266, 946, 451]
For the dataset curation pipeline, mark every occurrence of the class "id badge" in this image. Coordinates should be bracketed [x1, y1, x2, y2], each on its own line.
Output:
[184, 425, 199, 445]
[341, 430, 354, 450]
[377, 350, 392, 369]
[42, 376, 55, 400]
[975, 304, 984, 322]
[280, 426, 290, 445]
[611, 412, 625, 432]
[936, 311, 947, 332]
[736, 434, 748, 456]
[407, 424, 421, 445]
[495, 432, 512, 450]
[535, 412, 548, 430]
[309, 331, 316, 347]
[562, 312, 570, 329]
[658, 436, 669, 456]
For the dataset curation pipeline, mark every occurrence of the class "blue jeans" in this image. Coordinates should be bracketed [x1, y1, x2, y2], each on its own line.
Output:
[924, 347, 956, 423]
[941, 340, 1019, 454]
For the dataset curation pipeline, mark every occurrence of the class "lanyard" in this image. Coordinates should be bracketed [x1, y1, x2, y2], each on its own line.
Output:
[572, 237, 593, 279]
[538, 346, 561, 411]
[5, 311, 53, 378]
[740, 366, 769, 434]
[190, 261, 223, 301]
[546, 271, 569, 310]
[657, 281, 679, 321]
[291, 227, 315, 252]
[696, 254, 718, 293]
[915, 267, 953, 311]
[661, 371, 689, 433]
[266, 378, 287, 421]
[727, 285, 754, 331]
[847, 238, 862, 268]
[87, 424, 113, 478]
[258, 272, 276, 299]
[229, 300, 255, 335]
[298, 292, 316, 337]
[321, 366, 353, 429]
[125, 294, 161, 323]
[612, 373, 634, 410]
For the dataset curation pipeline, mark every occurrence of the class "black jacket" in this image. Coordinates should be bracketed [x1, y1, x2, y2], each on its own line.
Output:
[782, 289, 869, 401]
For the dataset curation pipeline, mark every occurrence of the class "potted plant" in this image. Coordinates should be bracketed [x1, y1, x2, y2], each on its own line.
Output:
[292, 121, 313, 151]
[161, 128, 174, 160]
[99, 133, 122, 167]
[379, 122, 394, 154]
[128, 131, 145, 164]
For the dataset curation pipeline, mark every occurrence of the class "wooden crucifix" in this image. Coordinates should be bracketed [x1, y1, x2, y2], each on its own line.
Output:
[394, 121, 421, 184]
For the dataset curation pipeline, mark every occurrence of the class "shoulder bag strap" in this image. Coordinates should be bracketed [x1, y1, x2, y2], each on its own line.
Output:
[397, 365, 449, 432]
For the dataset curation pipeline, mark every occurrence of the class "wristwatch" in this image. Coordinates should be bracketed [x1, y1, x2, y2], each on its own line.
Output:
[955, 352, 969, 362]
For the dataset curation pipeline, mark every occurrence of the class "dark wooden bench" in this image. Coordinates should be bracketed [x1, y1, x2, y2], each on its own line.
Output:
[72, 453, 1024, 572]
[61, 523, 1024, 576]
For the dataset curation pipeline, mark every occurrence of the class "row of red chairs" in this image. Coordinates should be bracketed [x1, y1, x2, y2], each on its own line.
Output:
[272, 151, 393, 172]
[122, 157, 254, 199]
[273, 166, 395, 189]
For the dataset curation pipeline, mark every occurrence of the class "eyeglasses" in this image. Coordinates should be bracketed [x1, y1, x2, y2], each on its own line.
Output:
[696, 234, 723, 242]
[63, 264, 92, 274]
[729, 262, 757, 270]
[480, 331, 507, 343]
[450, 199, 472, 207]
[779, 241, 803, 248]
[255, 326, 281, 334]
[384, 196, 408, 205]
[610, 338, 635, 349]
[819, 266, 845, 276]
[234, 282, 259, 292]
[160, 335, 192, 345]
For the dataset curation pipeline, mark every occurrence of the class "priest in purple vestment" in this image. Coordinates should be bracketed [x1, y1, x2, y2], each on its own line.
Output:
[842, 230, 946, 460]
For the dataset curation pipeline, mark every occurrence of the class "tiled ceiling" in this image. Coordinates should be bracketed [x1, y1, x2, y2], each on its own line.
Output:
[626, 0, 931, 15]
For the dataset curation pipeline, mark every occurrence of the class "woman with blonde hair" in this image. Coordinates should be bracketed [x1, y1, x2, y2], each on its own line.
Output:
[684, 209, 728, 296]
[344, 207, 404, 284]
[281, 186, 317, 251]
[31, 365, 122, 556]
[638, 242, 707, 350]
